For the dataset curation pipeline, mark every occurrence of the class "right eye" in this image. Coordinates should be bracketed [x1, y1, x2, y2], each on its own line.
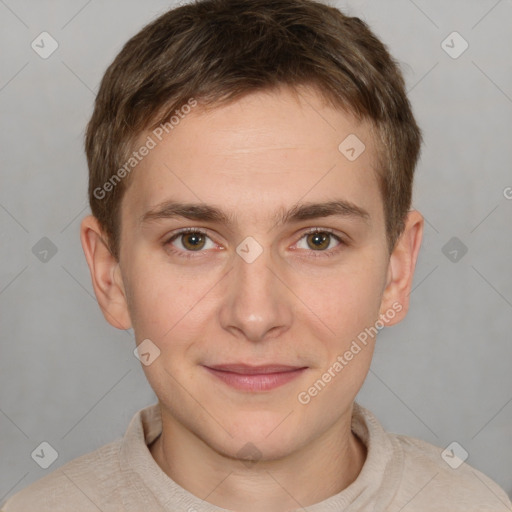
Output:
[164, 228, 217, 255]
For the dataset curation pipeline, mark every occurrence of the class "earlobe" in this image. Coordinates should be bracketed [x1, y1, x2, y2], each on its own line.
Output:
[79, 215, 132, 330]
[379, 210, 424, 325]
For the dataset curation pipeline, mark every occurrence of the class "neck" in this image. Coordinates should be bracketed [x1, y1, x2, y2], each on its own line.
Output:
[149, 404, 367, 511]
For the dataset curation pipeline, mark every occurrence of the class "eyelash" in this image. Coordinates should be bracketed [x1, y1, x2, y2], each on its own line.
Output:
[163, 227, 347, 260]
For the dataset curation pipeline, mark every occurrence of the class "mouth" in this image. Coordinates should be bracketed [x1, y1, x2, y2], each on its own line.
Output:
[202, 364, 308, 392]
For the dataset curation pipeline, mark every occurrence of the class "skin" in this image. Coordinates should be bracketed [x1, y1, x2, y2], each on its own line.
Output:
[80, 85, 423, 511]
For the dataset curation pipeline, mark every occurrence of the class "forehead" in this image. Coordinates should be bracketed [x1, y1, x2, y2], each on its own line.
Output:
[121, 86, 384, 231]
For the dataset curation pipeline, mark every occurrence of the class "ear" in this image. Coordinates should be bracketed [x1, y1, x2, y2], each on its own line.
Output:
[80, 215, 132, 330]
[379, 209, 424, 325]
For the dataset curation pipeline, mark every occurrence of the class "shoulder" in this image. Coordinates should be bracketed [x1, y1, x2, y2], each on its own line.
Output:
[1, 439, 130, 512]
[391, 433, 511, 511]
[1, 403, 165, 512]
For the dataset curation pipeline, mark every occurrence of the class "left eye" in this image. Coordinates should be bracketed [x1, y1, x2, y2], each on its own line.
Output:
[295, 230, 343, 252]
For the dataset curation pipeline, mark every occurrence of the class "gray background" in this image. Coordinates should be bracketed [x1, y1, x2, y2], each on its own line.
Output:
[1, 0, 511, 504]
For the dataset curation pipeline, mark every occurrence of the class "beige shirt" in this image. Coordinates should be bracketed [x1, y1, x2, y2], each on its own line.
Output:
[2, 402, 511, 511]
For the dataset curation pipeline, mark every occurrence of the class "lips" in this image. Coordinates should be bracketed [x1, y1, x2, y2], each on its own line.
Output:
[206, 364, 305, 374]
[203, 363, 308, 392]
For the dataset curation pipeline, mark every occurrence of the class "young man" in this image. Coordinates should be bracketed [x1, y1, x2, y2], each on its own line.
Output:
[3, 0, 511, 510]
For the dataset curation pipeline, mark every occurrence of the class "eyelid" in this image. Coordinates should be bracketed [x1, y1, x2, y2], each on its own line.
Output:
[301, 226, 340, 237]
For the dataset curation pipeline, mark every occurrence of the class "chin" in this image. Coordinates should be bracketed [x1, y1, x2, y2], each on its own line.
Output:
[212, 411, 306, 460]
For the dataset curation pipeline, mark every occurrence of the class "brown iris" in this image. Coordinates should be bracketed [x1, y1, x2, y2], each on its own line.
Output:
[306, 232, 330, 250]
[181, 231, 206, 251]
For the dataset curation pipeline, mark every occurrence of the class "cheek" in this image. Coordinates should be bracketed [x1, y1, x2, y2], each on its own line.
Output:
[123, 248, 187, 321]
[124, 258, 219, 367]
[294, 255, 387, 339]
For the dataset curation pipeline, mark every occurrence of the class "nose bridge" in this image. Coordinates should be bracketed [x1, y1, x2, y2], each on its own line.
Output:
[219, 239, 291, 342]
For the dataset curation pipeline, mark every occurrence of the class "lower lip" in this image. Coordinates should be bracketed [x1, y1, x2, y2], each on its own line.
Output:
[204, 367, 307, 392]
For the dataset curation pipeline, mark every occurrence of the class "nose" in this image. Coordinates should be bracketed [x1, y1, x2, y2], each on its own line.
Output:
[218, 242, 293, 343]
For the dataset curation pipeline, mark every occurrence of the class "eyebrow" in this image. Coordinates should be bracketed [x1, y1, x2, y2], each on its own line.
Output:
[140, 199, 371, 229]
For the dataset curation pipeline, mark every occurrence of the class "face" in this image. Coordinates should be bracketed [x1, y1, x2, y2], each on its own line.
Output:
[82, 85, 422, 461]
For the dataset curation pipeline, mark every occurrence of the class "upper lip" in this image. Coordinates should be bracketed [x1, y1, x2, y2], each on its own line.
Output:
[204, 364, 307, 374]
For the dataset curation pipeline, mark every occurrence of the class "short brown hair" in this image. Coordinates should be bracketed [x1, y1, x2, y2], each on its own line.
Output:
[85, 0, 421, 261]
